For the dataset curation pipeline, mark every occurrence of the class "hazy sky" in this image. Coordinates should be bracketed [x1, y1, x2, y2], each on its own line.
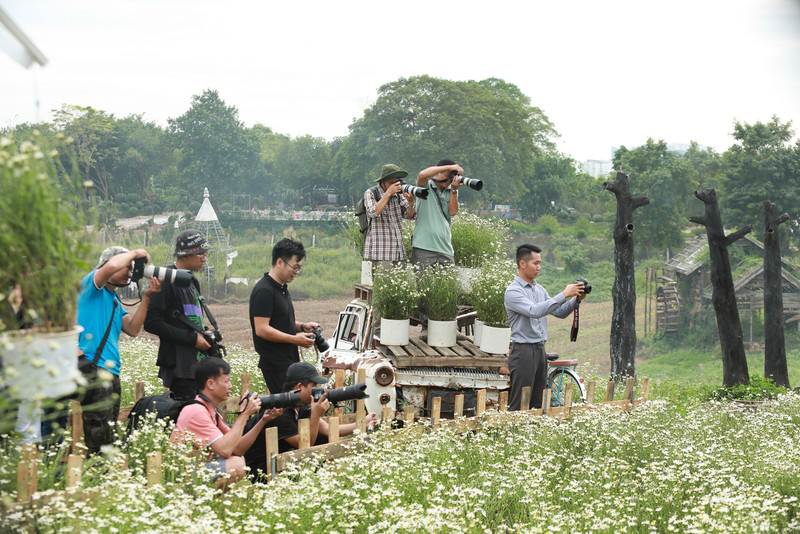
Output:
[2, 0, 799, 163]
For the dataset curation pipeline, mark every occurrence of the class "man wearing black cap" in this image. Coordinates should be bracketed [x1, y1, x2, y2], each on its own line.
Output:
[145, 229, 216, 400]
[244, 362, 378, 476]
[363, 163, 416, 273]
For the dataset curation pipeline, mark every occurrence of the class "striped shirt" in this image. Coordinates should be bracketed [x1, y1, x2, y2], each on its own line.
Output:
[363, 185, 414, 261]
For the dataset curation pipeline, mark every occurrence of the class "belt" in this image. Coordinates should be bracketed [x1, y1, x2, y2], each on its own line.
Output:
[511, 341, 545, 347]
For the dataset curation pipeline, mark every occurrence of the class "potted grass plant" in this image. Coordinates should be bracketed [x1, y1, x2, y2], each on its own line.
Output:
[372, 265, 418, 345]
[0, 131, 90, 400]
[470, 263, 515, 354]
[450, 212, 510, 290]
[418, 264, 462, 347]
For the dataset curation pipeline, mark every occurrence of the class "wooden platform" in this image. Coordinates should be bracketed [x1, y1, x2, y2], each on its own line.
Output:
[376, 333, 508, 369]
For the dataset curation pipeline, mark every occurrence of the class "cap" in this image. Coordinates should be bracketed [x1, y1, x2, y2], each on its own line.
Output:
[95, 246, 129, 270]
[174, 229, 210, 256]
[285, 362, 328, 385]
[375, 163, 408, 183]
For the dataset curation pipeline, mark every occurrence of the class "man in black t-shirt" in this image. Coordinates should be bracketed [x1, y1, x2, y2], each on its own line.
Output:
[249, 238, 320, 395]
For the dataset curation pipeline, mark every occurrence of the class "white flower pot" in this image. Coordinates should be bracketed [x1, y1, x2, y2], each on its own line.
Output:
[480, 325, 511, 354]
[0, 326, 83, 399]
[473, 319, 484, 346]
[380, 318, 410, 346]
[361, 260, 373, 285]
[427, 319, 458, 347]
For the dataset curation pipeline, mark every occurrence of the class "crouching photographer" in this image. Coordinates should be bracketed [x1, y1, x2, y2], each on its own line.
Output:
[244, 362, 377, 479]
[145, 230, 224, 401]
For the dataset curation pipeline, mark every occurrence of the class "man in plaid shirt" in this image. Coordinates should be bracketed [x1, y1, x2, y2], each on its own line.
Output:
[364, 164, 416, 273]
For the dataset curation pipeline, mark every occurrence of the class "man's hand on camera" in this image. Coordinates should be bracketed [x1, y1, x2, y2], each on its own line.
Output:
[563, 282, 583, 299]
[386, 181, 403, 196]
[311, 393, 330, 418]
[132, 248, 151, 263]
[295, 332, 315, 348]
[195, 333, 212, 350]
[242, 393, 262, 418]
[261, 407, 283, 423]
[450, 175, 463, 190]
[143, 277, 162, 296]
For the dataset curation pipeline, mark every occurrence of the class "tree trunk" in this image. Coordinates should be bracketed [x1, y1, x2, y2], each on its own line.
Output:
[602, 171, 649, 381]
[763, 200, 790, 388]
[688, 188, 751, 387]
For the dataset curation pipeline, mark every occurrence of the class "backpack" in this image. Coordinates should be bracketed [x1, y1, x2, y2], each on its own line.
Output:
[126, 391, 203, 434]
[355, 186, 381, 239]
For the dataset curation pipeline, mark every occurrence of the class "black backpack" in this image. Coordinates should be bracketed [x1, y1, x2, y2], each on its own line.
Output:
[355, 186, 381, 239]
[126, 391, 203, 434]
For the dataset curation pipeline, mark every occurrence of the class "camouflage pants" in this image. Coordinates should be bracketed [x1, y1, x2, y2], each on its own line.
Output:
[80, 372, 121, 456]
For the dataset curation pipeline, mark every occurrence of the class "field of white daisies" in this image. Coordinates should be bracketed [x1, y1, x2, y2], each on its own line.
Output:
[2, 338, 800, 533]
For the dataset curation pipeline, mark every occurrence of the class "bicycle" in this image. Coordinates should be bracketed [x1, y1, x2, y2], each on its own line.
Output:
[546, 353, 586, 407]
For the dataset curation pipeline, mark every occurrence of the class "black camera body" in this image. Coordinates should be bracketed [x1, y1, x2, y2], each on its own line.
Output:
[399, 182, 429, 199]
[202, 329, 226, 358]
[309, 326, 330, 353]
[576, 277, 592, 295]
[131, 257, 193, 288]
[311, 382, 369, 405]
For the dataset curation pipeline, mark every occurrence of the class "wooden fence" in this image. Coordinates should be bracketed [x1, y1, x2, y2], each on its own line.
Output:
[11, 374, 650, 507]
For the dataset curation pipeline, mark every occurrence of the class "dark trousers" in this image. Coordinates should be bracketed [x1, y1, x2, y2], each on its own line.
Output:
[168, 377, 198, 401]
[81, 373, 121, 456]
[261, 367, 284, 396]
[508, 342, 547, 411]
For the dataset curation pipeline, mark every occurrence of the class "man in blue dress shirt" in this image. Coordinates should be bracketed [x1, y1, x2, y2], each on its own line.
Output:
[504, 244, 586, 410]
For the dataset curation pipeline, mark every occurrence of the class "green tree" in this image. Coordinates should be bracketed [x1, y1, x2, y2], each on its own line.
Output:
[720, 116, 800, 241]
[333, 75, 558, 206]
[167, 90, 260, 200]
[113, 115, 175, 206]
[273, 135, 333, 202]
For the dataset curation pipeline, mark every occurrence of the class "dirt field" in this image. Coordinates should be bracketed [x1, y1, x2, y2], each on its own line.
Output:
[136, 294, 637, 377]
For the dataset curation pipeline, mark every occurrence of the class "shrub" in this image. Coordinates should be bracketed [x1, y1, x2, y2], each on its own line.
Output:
[373, 265, 419, 320]
[450, 212, 510, 268]
[418, 264, 462, 321]
[706, 374, 789, 402]
[469, 263, 516, 327]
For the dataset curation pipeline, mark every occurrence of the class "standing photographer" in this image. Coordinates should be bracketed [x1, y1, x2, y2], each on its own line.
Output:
[145, 229, 216, 401]
[77, 246, 161, 456]
[363, 164, 416, 273]
[504, 244, 586, 411]
[249, 238, 320, 395]
[411, 159, 464, 267]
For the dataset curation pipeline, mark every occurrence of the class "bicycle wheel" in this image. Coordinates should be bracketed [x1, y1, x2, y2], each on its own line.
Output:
[546, 369, 585, 407]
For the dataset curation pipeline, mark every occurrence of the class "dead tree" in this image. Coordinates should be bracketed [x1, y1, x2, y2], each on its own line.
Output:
[689, 188, 751, 387]
[763, 200, 791, 388]
[602, 171, 649, 380]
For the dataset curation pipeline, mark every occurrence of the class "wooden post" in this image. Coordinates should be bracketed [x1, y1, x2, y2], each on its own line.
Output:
[70, 400, 83, 453]
[605, 381, 616, 402]
[327, 417, 340, 443]
[134, 381, 146, 403]
[334, 369, 345, 421]
[641, 377, 650, 402]
[240, 373, 252, 397]
[298, 418, 311, 449]
[265, 427, 279, 481]
[543, 389, 552, 414]
[499, 391, 508, 411]
[624, 377, 635, 401]
[431, 397, 441, 428]
[381, 405, 393, 424]
[520, 386, 531, 411]
[146, 451, 162, 487]
[476, 389, 486, 416]
[66, 455, 83, 489]
[453, 394, 464, 418]
[586, 380, 596, 404]
[564, 382, 573, 415]
[16, 461, 33, 502]
[404, 405, 415, 426]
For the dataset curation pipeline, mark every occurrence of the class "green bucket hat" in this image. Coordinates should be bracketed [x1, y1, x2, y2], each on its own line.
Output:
[375, 164, 408, 183]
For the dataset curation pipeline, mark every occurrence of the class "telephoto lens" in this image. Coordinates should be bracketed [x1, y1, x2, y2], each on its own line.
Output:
[131, 257, 193, 287]
[460, 177, 483, 191]
[400, 183, 429, 199]
[311, 382, 369, 404]
[258, 391, 302, 409]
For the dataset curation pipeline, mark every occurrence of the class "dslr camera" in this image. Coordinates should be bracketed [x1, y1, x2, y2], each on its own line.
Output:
[448, 171, 483, 191]
[202, 329, 226, 358]
[575, 277, 592, 295]
[309, 326, 330, 353]
[251, 390, 302, 410]
[399, 182, 429, 199]
[131, 257, 193, 288]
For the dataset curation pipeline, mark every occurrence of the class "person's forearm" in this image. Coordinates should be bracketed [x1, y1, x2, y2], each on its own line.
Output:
[449, 190, 459, 216]
[122, 294, 152, 337]
[235, 419, 266, 456]
[212, 416, 248, 458]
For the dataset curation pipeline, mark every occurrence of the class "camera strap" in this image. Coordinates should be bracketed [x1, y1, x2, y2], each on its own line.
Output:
[92, 298, 119, 366]
[570, 301, 580, 342]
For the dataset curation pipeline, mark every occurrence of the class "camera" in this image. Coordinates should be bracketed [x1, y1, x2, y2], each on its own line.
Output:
[131, 257, 193, 288]
[399, 183, 429, 199]
[202, 329, 226, 358]
[311, 382, 369, 405]
[310, 326, 330, 353]
[576, 277, 592, 294]
[449, 171, 483, 191]
[251, 390, 302, 410]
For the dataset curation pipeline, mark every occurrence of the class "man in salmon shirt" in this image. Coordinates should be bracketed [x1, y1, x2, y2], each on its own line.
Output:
[173, 357, 282, 487]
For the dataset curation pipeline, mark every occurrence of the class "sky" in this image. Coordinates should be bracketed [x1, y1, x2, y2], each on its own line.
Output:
[1, 0, 799, 163]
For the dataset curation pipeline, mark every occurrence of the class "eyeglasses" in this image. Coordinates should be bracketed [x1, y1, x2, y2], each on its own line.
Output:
[285, 262, 302, 273]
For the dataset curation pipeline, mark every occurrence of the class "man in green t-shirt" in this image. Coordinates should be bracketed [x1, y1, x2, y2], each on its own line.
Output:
[410, 159, 465, 267]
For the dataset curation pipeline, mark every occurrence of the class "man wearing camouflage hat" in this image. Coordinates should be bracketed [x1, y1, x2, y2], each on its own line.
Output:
[145, 229, 216, 401]
[77, 246, 161, 455]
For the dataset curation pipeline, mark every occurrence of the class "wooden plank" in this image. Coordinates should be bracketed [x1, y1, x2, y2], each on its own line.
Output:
[585, 380, 596, 404]
[134, 382, 146, 403]
[379, 342, 412, 359]
[456, 338, 486, 357]
[476, 389, 486, 416]
[266, 427, 279, 481]
[431, 397, 442, 428]
[605, 381, 616, 402]
[390, 354, 508, 369]
[641, 377, 650, 402]
[453, 394, 464, 418]
[409, 336, 436, 357]
[66, 455, 83, 489]
[334, 369, 345, 421]
[298, 418, 310, 450]
[624, 377, 635, 401]
[381, 406, 393, 423]
[146, 451, 162, 487]
[16, 462, 33, 503]
[404, 405, 415, 426]
[564, 382, 573, 416]
[356, 400, 366, 433]
[70, 401, 83, 454]
[448, 342, 473, 357]
[240, 374, 251, 398]
[328, 417, 339, 443]
[543, 389, 552, 413]
[499, 391, 508, 411]
[520, 386, 531, 411]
